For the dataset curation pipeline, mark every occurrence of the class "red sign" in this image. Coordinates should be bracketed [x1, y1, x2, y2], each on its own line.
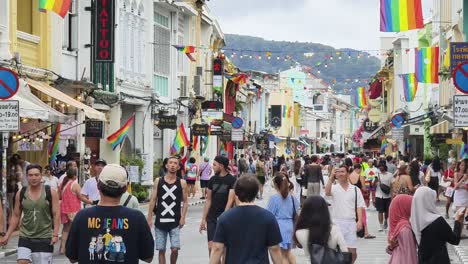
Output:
[213, 58, 223, 76]
[95, 0, 115, 62]
[300, 129, 309, 135]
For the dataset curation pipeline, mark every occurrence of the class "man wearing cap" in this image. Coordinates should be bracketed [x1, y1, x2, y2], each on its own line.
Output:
[199, 156, 236, 256]
[81, 159, 106, 206]
[65, 164, 154, 263]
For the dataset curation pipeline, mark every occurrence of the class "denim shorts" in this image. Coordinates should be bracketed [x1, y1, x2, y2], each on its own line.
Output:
[155, 227, 180, 251]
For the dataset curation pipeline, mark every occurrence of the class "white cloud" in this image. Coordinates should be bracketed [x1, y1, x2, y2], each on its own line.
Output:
[208, 0, 433, 51]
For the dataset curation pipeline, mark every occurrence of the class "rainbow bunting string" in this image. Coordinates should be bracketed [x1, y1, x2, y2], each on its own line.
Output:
[400, 73, 418, 102]
[354, 87, 368, 108]
[380, 0, 424, 32]
[171, 123, 190, 154]
[48, 123, 61, 163]
[173, 45, 196, 62]
[415, 47, 439, 84]
[107, 114, 135, 150]
[39, 0, 72, 18]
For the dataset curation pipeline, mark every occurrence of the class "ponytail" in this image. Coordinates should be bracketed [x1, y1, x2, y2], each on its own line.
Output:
[274, 173, 290, 199]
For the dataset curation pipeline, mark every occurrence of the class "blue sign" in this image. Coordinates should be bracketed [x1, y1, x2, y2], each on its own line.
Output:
[0, 68, 19, 100]
[450, 42, 468, 73]
[231, 117, 243, 129]
[268, 134, 275, 142]
[391, 113, 405, 128]
[285, 148, 291, 154]
[453, 62, 468, 94]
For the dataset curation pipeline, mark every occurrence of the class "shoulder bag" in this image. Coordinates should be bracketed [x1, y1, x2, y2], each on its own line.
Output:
[309, 244, 352, 264]
[379, 175, 391, 195]
[291, 195, 298, 224]
[354, 186, 365, 238]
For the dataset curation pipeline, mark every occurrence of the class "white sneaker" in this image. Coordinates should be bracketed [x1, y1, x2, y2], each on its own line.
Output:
[378, 224, 384, 232]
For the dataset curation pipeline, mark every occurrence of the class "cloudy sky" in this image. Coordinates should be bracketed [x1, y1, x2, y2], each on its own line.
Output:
[209, 0, 433, 51]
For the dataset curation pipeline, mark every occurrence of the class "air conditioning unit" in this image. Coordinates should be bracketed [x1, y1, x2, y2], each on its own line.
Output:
[196, 66, 203, 76]
[179, 76, 188, 98]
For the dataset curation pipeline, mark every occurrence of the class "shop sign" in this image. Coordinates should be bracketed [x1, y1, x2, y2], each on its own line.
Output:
[363, 118, 378, 132]
[0, 100, 19, 131]
[368, 109, 382, 123]
[85, 121, 104, 138]
[209, 124, 223, 136]
[202, 111, 223, 122]
[95, 0, 115, 62]
[192, 124, 209, 136]
[453, 95, 468, 127]
[231, 128, 243, 141]
[158, 115, 177, 130]
[450, 42, 468, 73]
[201, 101, 223, 110]
[213, 76, 223, 93]
[391, 128, 404, 141]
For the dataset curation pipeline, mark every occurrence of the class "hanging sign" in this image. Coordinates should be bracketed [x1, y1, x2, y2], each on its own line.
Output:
[363, 118, 378, 132]
[85, 121, 104, 138]
[95, 0, 115, 62]
[201, 101, 223, 110]
[231, 128, 243, 141]
[158, 115, 177, 129]
[0, 68, 20, 100]
[192, 124, 209, 136]
[0, 100, 19, 131]
[231, 117, 244, 129]
[452, 62, 468, 94]
[453, 95, 468, 127]
[450, 42, 468, 73]
[368, 109, 382, 123]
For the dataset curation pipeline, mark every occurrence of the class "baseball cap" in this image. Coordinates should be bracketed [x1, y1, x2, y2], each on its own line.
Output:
[95, 159, 107, 166]
[98, 164, 127, 188]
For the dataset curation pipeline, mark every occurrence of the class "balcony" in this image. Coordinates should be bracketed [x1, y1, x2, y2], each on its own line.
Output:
[17, 31, 40, 67]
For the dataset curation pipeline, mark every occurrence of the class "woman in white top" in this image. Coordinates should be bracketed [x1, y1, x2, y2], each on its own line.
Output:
[42, 165, 59, 191]
[294, 196, 348, 258]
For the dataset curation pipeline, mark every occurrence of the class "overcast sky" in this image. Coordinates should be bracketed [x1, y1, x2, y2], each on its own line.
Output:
[209, 0, 433, 51]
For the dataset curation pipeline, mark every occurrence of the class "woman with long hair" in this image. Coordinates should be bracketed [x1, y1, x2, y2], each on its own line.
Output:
[409, 160, 422, 187]
[387, 195, 417, 264]
[453, 159, 468, 235]
[443, 161, 456, 219]
[349, 163, 375, 239]
[294, 196, 348, 258]
[392, 165, 415, 197]
[291, 158, 302, 201]
[427, 157, 443, 201]
[267, 173, 300, 264]
[60, 168, 93, 253]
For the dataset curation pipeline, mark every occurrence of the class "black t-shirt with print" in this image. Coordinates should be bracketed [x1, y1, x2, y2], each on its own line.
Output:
[207, 174, 237, 220]
[65, 206, 154, 264]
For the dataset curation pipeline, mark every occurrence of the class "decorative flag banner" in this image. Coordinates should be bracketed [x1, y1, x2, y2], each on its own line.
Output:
[380, 0, 424, 32]
[229, 74, 248, 85]
[39, 0, 72, 18]
[380, 138, 388, 153]
[192, 135, 199, 151]
[173, 45, 196, 62]
[354, 87, 368, 108]
[415, 47, 440, 84]
[460, 142, 468, 159]
[107, 114, 135, 151]
[287, 106, 292, 118]
[400, 73, 419, 102]
[170, 123, 190, 154]
[48, 123, 61, 163]
[201, 134, 209, 155]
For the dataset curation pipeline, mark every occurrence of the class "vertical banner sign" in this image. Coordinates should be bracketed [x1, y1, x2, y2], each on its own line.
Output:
[213, 58, 223, 92]
[95, 0, 115, 62]
[450, 42, 468, 73]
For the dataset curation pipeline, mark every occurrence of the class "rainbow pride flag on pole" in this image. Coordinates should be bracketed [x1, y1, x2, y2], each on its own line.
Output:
[380, 0, 424, 32]
[400, 73, 418, 102]
[39, 0, 72, 18]
[380, 138, 388, 154]
[48, 123, 61, 163]
[171, 123, 190, 154]
[415, 47, 440, 84]
[107, 114, 135, 151]
[354, 87, 368, 108]
[173, 45, 196, 62]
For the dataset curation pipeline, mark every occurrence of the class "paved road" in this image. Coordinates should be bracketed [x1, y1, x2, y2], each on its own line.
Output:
[0, 184, 465, 263]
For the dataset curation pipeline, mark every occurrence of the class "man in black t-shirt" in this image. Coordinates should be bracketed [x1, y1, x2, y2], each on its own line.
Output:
[209, 176, 282, 264]
[65, 164, 154, 264]
[199, 156, 236, 256]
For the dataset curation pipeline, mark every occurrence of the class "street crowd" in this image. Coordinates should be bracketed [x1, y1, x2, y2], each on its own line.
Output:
[0, 152, 466, 264]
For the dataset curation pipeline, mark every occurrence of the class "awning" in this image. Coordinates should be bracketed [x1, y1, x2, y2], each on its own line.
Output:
[363, 126, 385, 141]
[27, 79, 106, 121]
[13, 82, 70, 123]
[430, 120, 450, 134]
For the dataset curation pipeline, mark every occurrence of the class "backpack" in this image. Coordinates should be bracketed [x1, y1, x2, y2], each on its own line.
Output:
[19, 185, 54, 227]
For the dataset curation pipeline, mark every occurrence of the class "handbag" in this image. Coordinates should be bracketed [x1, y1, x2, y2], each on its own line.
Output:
[379, 180, 391, 195]
[354, 187, 365, 238]
[291, 195, 298, 224]
[309, 244, 352, 264]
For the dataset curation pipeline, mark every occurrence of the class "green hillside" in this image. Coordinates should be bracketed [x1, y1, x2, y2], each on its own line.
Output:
[223, 34, 381, 93]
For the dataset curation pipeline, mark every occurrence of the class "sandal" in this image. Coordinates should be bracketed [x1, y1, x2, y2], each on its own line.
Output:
[365, 235, 376, 239]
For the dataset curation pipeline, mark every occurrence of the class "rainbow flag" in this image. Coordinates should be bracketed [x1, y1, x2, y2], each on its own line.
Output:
[39, 0, 72, 18]
[460, 142, 468, 159]
[415, 47, 440, 84]
[287, 106, 292, 118]
[354, 87, 368, 108]
[192, 136, 199, 151]
[230, 74, 248, 85]
[48, 123, 61, 163]
[381, 138, 388, 154]
[380, 0, 424, 32]
[107, 114, 135, 150]
[201, 135, 209, 155]
[173, 45, 196, 62]
[400, 73, 418, 102]
[171, 123, 190, 154]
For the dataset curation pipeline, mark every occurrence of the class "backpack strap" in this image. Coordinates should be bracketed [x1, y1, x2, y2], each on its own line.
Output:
[45, 185, 53, 216]
[123, 194, 133, 207]
[19, 187, 27, 210]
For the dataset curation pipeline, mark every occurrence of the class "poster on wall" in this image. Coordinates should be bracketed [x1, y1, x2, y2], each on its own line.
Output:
[141, 153, 152, 182]
[127, 166, 140, 183]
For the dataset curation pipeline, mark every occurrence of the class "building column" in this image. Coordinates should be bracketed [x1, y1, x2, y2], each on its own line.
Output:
[0, 0, 11, 60]
[136, 105, 154, 184]
[100, 105, 121, 164]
